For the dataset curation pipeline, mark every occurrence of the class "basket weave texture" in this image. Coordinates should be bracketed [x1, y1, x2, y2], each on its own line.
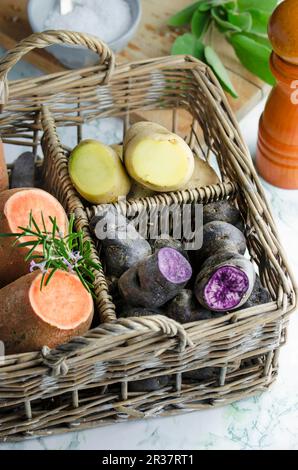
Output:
[0, 31, 296, 442]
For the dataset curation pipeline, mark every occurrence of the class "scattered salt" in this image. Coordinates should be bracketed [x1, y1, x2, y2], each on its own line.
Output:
[43, 0, 132, 43]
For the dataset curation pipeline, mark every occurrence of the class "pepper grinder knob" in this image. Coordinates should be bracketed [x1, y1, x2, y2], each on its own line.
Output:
[256, 0, 298, 188]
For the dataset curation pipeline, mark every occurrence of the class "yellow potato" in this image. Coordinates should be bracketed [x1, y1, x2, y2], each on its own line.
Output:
[124, 122, 194, 192]
[181, 157, 220, 190]
[69, 139, 131, 204]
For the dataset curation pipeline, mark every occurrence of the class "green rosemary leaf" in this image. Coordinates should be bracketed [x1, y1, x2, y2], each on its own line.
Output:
[25, 241, 40, 262]
[45, 268, 58, 287]
[30, 214, 42, 234]
[41, 211, 47, 233]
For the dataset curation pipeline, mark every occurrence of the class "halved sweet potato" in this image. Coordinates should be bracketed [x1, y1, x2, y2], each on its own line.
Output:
[0, 270, 93, 354]
[0, 188, 68, 287]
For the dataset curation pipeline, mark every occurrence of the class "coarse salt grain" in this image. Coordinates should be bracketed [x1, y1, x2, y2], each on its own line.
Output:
[43, 0, 132, 43]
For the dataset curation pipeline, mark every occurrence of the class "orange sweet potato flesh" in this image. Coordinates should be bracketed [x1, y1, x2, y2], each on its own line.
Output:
[0, 188, 68, 287]
[0, 140, 9, 192]
[0, 270, 94, 354]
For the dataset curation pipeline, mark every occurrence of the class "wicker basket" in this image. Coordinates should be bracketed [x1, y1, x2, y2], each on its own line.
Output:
[0, 31, 296, 442]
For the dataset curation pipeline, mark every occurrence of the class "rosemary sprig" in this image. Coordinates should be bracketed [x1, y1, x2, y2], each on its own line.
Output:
[0, 212, 101, 296]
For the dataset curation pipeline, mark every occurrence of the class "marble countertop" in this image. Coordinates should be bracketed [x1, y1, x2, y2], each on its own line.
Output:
[1, 48, 298, 451]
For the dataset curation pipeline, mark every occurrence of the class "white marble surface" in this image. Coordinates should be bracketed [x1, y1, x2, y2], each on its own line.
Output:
[1, 48, 298, 450]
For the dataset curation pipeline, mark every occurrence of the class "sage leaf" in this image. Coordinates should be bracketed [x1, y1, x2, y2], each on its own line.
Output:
[238, 0, 278, 13]
[228, 11, 252, 31]
[211, 7, 241, 32]
[241, 32, 271, 49]
[168, 2, 201, 27]
[171, 33, 205, 60]
[229, 33, 275, 86]
[191, 8, 210, 38]
[204, 45, 238, 98]
[249, 9, 270, 36]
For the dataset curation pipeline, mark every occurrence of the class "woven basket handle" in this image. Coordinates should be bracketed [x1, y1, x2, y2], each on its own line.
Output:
[0, 30, 115, 106]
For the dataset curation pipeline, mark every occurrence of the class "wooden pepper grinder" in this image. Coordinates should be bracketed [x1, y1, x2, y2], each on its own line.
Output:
[256, 0, 298, 188]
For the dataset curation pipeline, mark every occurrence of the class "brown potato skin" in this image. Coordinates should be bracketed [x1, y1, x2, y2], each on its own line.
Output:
[0, 272, 93, 355]
[0, 140, 9, 192]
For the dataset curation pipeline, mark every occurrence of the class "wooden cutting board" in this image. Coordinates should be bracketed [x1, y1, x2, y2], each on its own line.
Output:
[0, 0, 269, 119]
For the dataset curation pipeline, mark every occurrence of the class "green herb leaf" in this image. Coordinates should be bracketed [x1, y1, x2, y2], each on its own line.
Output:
[204, 45, 238, 97]
[240, 32, 271, 49]
[229, 33, 275, 86]
[171, 33, 205, 60]
[191, 8, 210, 38]
[168, 1, 201, 26]
[238, 0, 277, 13]
[249, 9, 270, 36]
[211, 7, 241, 32]
[227, 11, 252, 31]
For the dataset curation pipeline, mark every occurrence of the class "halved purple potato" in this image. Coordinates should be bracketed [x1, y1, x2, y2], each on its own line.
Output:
[118, 247, 192, 308]
[193, 221, 247, 265]
[165, 289, 224, 324]
[194, 251, 255, 312]
[152, 236, 189, 260]
[203, 200, 245, 232]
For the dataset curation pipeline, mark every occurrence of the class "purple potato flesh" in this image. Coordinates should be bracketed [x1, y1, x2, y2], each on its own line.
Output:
[158, 248, 192, 284]
[195, 251, 255, 312]
[204, 265, 249, 311]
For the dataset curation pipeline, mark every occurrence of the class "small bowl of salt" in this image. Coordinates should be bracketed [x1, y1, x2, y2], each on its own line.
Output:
[28, 0, 141, 68]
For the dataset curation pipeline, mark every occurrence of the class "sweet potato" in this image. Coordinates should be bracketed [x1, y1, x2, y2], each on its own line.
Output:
[124, 122, 194, 192]
[184, 367, 220, 382]
[0, 139, 9, 192]
[69, 139, 131, 204]
[11, 152, 35, 189]
[0, 270, 93, 354]
[203, 200, 244, 232]
[91, 208, 151, 277]
[194, 221, 247, 264]
[194, 251, 256, 312]
[0, 188, 68, 287]
[118, 247, 192, 308]
[165, 289, 223, 324]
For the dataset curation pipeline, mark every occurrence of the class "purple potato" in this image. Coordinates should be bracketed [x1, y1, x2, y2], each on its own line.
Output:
[152, 236, 189, 260]
[183, 367, 220, 381]
[118, 248, 193, 308]
[194, 251, 256, 312]
[118, 306, 162, 318]
[165, 289, 224, 324]
[240, 276, 271, 309]
[129, 375, 169, 392]
[90, 209, 151, 277]
[193, 221, 247, 266]
[203, 200, 245, 232]
[11, 152, 35, 189]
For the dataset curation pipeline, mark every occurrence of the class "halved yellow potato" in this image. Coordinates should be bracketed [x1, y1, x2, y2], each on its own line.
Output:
[69, 139, 131, 204]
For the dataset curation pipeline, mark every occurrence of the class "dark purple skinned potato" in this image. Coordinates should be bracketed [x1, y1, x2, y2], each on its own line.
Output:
[194, 251, 256, 312]
[203, 200, 245, 232]
[129, 375, 169, 392]
[184, 367, 220, 382]
[90, 209, 151, 277]
[193, 221, 247, 265]
[118, 306, 162, 318]
[165, 289, 224, 324]
[118, 247, 193, 308]
[239, 276, 271, 310]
